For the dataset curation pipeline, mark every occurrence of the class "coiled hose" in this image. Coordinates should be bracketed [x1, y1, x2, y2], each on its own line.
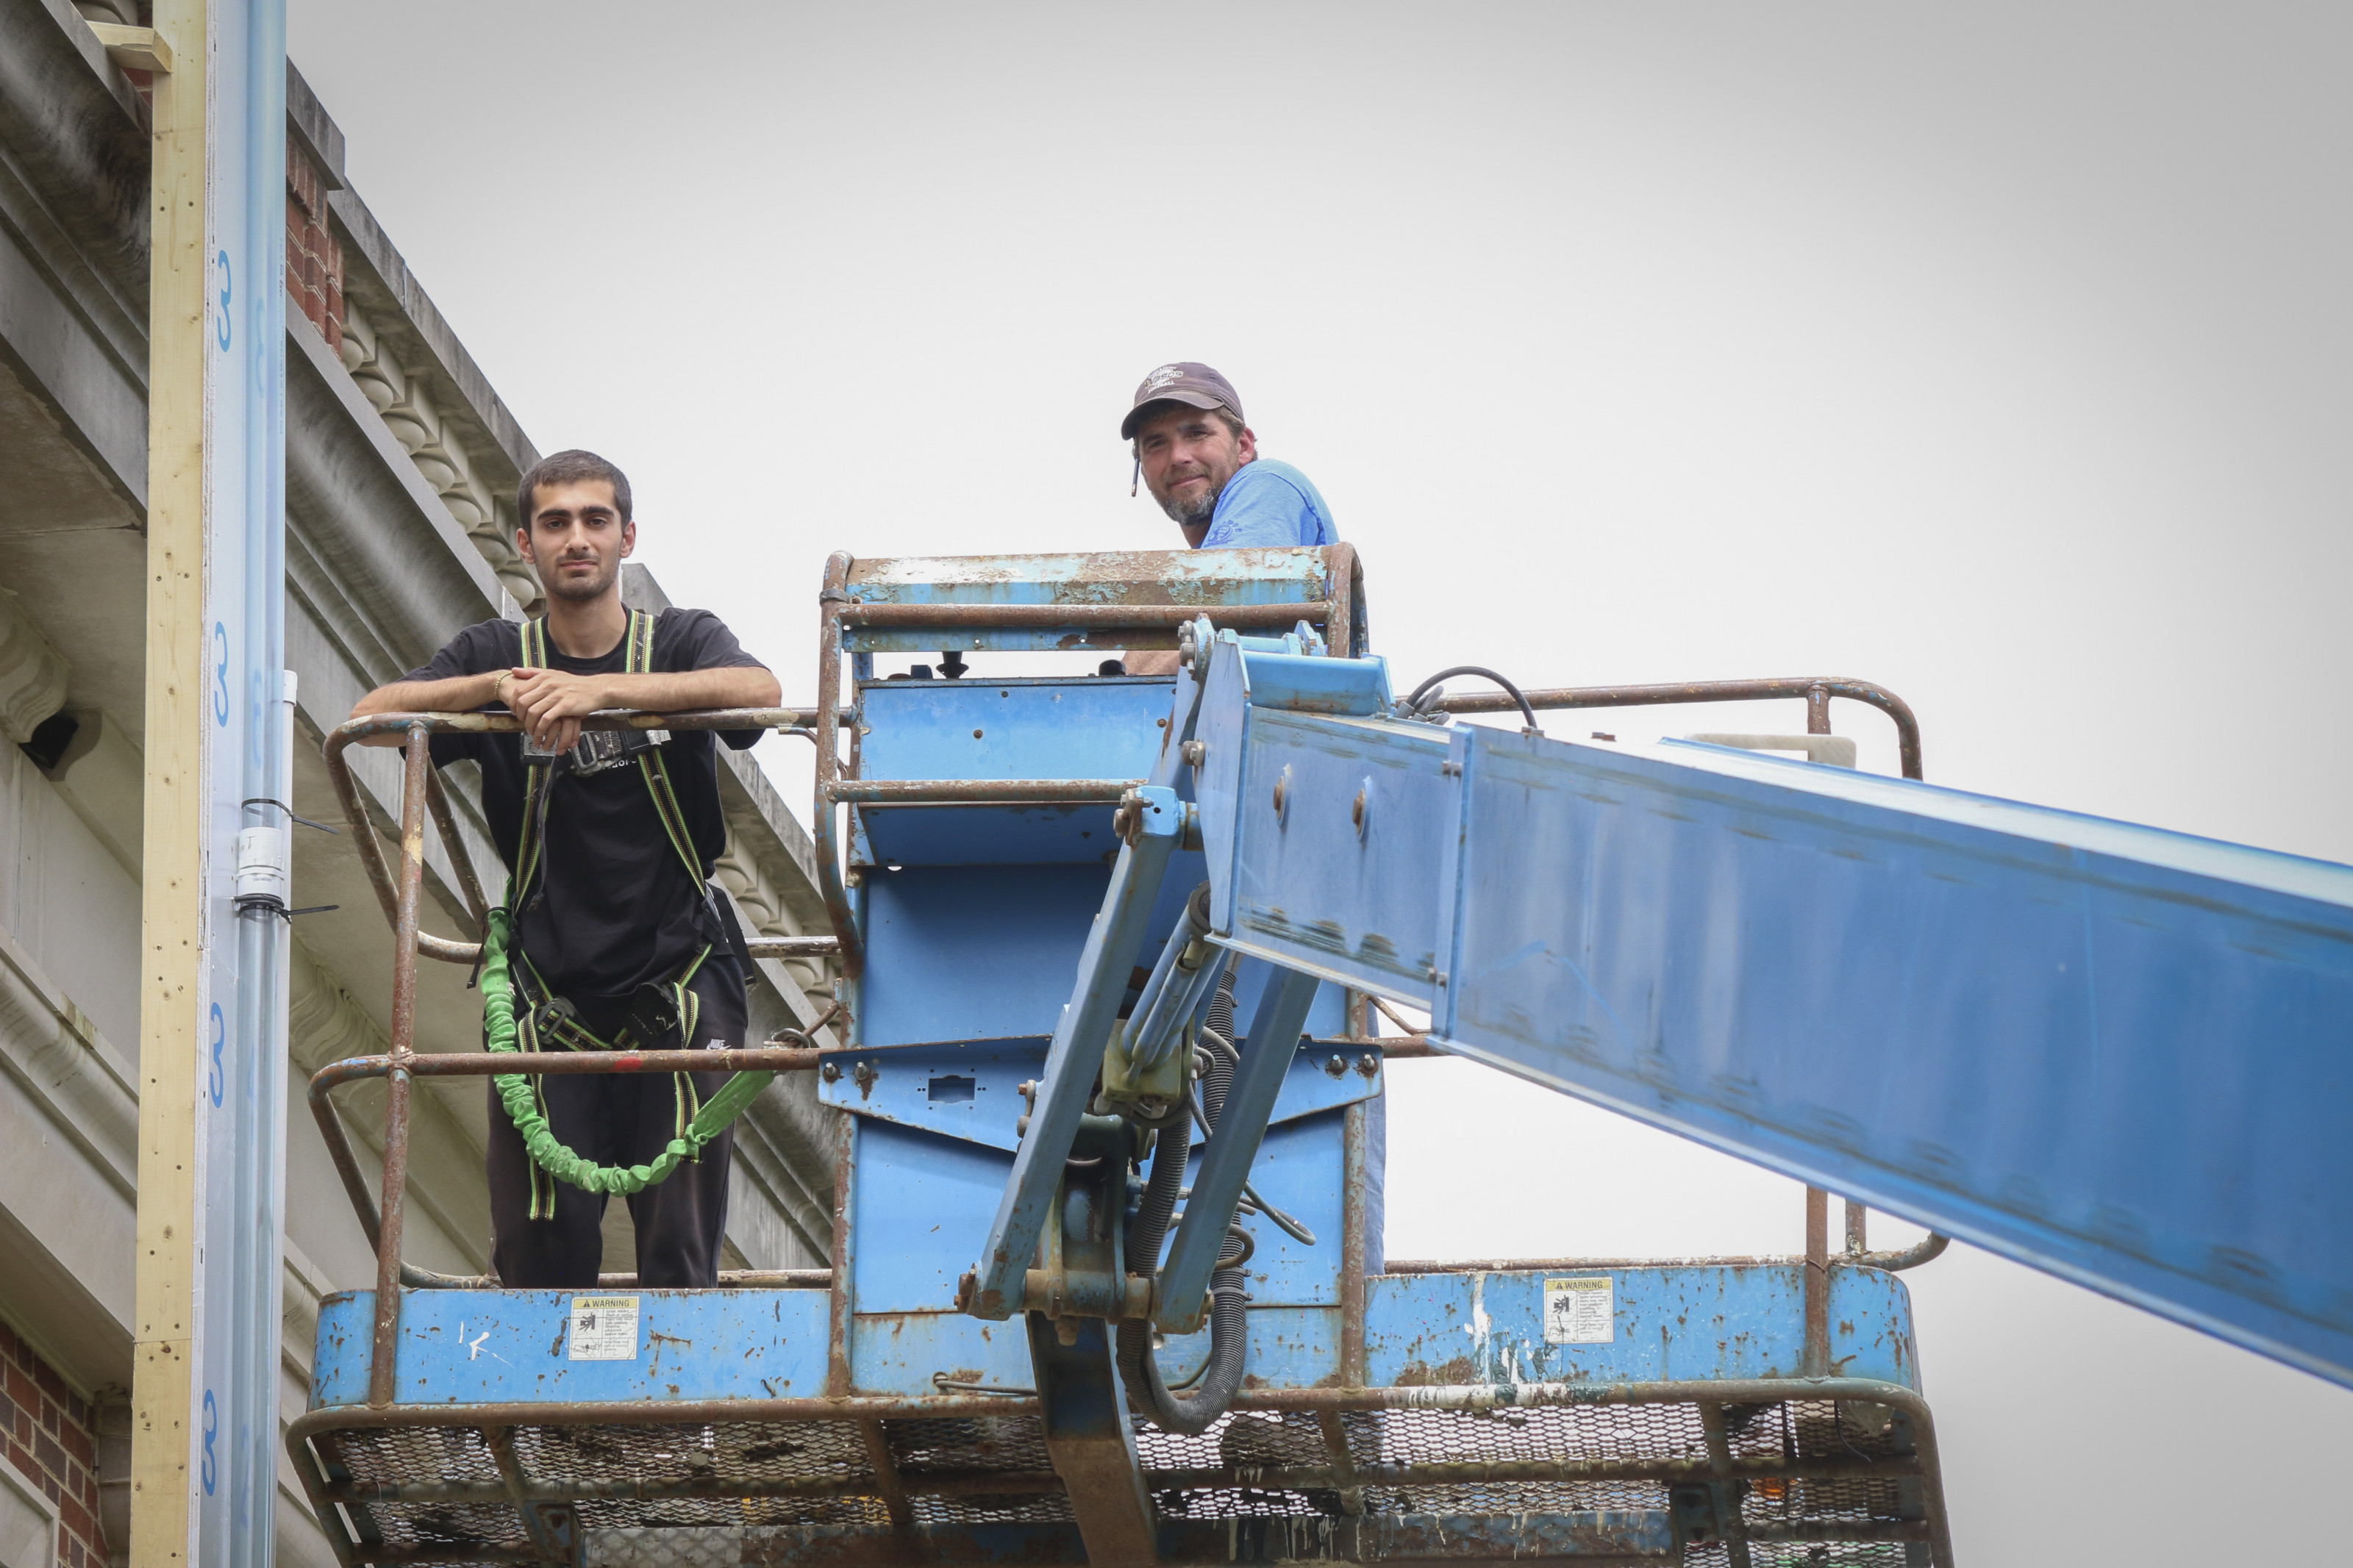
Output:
[1118, 956, 1250, 1432]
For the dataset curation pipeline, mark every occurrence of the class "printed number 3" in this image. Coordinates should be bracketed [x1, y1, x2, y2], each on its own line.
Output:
[215, 249, 232, 351]
[213, 623, 229, 727]
[207, 1002, 224, 1108]
[200, 1389, 217, 1495]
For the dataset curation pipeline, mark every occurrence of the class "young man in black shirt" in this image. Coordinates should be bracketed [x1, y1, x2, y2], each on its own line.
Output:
[352, 449, 782, 1287]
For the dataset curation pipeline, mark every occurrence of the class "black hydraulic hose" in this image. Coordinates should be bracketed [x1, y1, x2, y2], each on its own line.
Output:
[1406, 665, 1539, 731]
[1119, 956, 1251, 1432]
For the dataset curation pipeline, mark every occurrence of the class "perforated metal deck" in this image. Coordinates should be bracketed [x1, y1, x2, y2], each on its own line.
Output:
[292, 1374, 1946, 1564]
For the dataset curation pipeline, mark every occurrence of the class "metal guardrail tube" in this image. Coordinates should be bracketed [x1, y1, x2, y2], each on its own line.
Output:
[742, 934, 841, 960]
[841, 601, 1329, 629]
[1383, 1242, 1954, 1274]
[421, 765, 489, 935]
[1435, 676, 1926, 781]
[827, 778, 1140, 805]
[815, 552, 865, 978]
[368, 723, 431, 1407]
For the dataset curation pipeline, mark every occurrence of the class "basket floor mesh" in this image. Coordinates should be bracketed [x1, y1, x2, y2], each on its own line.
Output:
[304, 1396, 1932, 1561]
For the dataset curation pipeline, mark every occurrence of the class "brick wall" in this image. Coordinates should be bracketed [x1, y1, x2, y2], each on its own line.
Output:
[0, 1320, 107, 1568]
[287, 144, 345, 353]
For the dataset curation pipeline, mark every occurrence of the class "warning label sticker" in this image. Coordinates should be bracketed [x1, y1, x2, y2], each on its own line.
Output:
[568, 1295, 641, 1361]
[1543, 1276, 1614, 1345]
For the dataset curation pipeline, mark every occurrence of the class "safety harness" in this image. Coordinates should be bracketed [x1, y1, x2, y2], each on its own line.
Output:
[479, 609, 773, 1217]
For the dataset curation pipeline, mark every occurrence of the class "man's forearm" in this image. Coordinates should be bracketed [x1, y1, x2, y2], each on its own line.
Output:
[593, 666, 783, 713]
[349, 673, 503, 744]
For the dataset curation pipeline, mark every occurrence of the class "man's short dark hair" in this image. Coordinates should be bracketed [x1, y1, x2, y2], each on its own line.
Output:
[517, 449, 632, 528]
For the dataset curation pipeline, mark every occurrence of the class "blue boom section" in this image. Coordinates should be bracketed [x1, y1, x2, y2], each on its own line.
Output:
[1190, 635, 2353, 1388]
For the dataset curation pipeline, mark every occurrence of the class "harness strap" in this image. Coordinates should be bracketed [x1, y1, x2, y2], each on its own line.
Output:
[482, 910, 769, 1213]
[625, 609, 710, 896]
[492, 609, 732, 1217]
[510, 609, 707, 912]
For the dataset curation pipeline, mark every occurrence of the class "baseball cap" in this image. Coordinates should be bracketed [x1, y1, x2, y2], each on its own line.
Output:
[1121, 362, 1244, 440]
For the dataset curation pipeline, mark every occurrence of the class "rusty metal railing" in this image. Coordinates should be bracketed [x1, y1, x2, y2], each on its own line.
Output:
[1367, 673, 1946, 1381]
[293, 629, 1957, 1565]
[324, 708, 849, 967]
[1434, 675, 1926, 781]
[318, 710, 849, 1408]
[810, 544, 1367, 980]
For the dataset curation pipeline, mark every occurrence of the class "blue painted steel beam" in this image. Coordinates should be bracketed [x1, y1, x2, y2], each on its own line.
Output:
[1196, 655, 2353, 1388]
[1155, 965, 1322, 1333]
[968, 785, 1184, 1317]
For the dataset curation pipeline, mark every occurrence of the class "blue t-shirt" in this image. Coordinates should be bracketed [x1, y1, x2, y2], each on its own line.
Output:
[1200, 459, 1336, 548]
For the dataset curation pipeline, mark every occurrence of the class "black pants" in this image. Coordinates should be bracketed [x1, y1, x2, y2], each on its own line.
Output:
[487, 952, 745, 1288]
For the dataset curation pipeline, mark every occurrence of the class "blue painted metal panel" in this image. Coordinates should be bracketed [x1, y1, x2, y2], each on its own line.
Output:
[1181, 1111, 1352, 1310]
[1220, 709, 1454, 997]
[308, 1264, 1913, 1409]
[310, 1289, 830, 1407]
[841, 548, 1338, 654]
[859, 863, 1347, 1050]
[828, 1046, 1040, 1152]
[860, 803, 1126, 866]
[1364, 1267, 1916, 1389]
[1157, 967, 1323, 1333]
[1203, 655, 2353, 1386]
[851, 1120, 1010, 1313]
[821, 1045, 1377, 1153]
[859, 678, 1174, 784]
[851, 1311, 1032, 1396]
[860, 867, 1110, 1046]
[1229, 649, 1392, 716]
[971, 788, 1186, 1313]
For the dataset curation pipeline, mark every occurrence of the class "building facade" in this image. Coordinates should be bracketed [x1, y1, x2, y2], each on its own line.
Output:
[0, 6, 840, 1562]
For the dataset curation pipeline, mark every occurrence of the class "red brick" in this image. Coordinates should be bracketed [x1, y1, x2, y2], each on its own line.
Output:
[13, 1408, 26, 1445]
[31, 1360, 65, 1405]
[4, 1440, 34, 1483]
[83, 1469, 97, 1506]
[60, 1492, 94, 1544]
[40, 1472, 57, 1503]
[287, 151, 321, 218]
[4, 1364, 33, 1409]
[35, 1428, 65, 1478]
[60, 1420, 91, 1468]
[41, 1399, 58, 1436]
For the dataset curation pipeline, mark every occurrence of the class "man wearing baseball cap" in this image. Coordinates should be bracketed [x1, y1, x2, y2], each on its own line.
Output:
[1123, 362, 1336, 549]
[1120, 366, 1382, 1275]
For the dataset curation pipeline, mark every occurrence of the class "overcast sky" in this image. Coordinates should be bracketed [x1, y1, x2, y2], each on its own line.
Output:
[289, 4, 2351, 1559]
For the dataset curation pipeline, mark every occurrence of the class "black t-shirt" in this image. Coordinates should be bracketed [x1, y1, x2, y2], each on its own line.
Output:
[404, 609, 767, 1000]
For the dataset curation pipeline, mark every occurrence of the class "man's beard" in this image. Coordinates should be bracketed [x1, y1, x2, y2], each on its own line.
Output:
[542, 557, 617, 601]
[1154, 473, 1223, 527]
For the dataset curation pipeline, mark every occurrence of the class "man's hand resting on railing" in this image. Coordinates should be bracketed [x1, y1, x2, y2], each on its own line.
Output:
[349, 663, 781, 751]
[499, 665, 779, 752]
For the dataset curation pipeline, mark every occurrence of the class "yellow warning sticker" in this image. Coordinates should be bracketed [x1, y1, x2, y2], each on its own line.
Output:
[1543, 1276, 1614, 1345]
[568, 1295, 641, 1361]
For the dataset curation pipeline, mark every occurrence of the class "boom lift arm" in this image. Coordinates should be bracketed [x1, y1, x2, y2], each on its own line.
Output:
[972, 619, 2353, 1392]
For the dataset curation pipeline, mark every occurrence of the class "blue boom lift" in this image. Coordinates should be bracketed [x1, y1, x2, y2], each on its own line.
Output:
[298, 547, 2353, 1568]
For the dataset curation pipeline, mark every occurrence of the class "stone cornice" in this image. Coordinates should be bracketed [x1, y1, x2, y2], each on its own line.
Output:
[287, 308, 504, 671]
[0, 0, 150, 306]
[0, 919, 136, 1195]
[0, 584, 68, 744]
[324, 165, 539, 491]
